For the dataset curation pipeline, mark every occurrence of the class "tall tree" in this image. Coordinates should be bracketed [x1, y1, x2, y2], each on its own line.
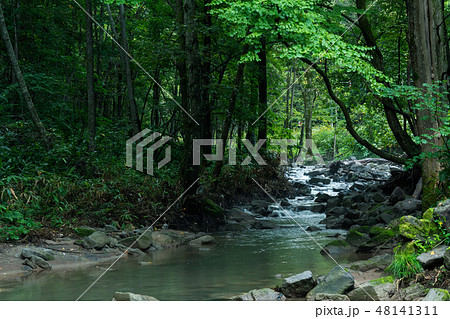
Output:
[119, 4, 140, 135]
[85, 0, 96, 153]
[406, 0, 449, 209]
[0, 3, 50, 149]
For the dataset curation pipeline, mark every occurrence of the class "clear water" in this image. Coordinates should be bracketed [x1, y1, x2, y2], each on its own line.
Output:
[0, 165, 359, 301]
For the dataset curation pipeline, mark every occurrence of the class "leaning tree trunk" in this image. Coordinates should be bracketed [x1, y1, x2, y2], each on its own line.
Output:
[257, 37, 268, 151]
[85, 0, 96, 153]
[406, 0, 449, 209]
[0, 3, 50, 149]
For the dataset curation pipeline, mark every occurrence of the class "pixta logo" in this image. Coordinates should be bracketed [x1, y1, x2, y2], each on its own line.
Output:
[126, 130, 323, 175]
[126, 129, 172, 176]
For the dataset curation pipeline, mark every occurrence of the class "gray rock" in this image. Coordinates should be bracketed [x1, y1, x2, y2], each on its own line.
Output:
[348, 254, 393, 272]
[347, 286, 380, 301]
[321, 241, 356, 256]
[280, 198, 290, 207]
[118, 233, 152, 250]
[281, 271, 316, 298]
[394, 198, 422, 215]
[306, 226, 321, 232]
[112, 292, 159, 301]
[315, 193, 331, 203]
[189, 235, 215, 246]
[23, 258, 37, 269]
[29, 255, 52, 269]
[309, 176, 331, 185]
[423, 288, 450, 301]
[21, 247, 55, 261]
[115, 244, 146, 256]
[417, 245, 448, 269]
[307, 169, 328, 177]
[313, 293, 350, 301]
[295, 203, 326, 213]
[306, 266, 354, 300]
[293, 182, 312, 196]
[21, 265, 33, 272]
[389, 187, 405, 204]
[151, 232, 181, 250]
[360, 276, 396, 301]
[400, 283, 426, 301]
[371, 192, 386, 203]
[444, 247, 450, 270]
[104, 225, 118, 232]
[434, 200, 450, 230]
[233, 288, 286, 301]
[81, 231, 111, 250]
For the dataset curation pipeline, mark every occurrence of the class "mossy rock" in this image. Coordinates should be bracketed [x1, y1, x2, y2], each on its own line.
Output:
[422, 208, 434, 221]
[358, 229, 396, 251]
[368, 276, 395, 285]
[423, 288, 450, 301]
[321, 240, 356, 255]
[346, 229, 369, 247]
[395, 241, 417, 255]
[355, 225, 371, 234]
[203, 198, 225, 218]
[394, 216, 437, 240]
[74, 226, 96, 237]
[369, 226, 386, 237]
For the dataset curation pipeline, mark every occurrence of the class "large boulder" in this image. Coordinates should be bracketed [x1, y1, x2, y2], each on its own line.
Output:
[295, 204, 326, 213]
[357, 229, 396, 252]
[112, 292, 159, 301]
[394, 199, 422, 216]
[292, 182, 312, 196]
[306, 266, 354, 300]
[251, 200, 271, 216]
[398, 283, 426, 301]
[393, 216, 434, 240]
[312, 293, 350, 301]
[29, 255, 52, 269]
[281, 271, 316, 298]
[118, 233, 152, 251]
[423, 289, 450, 301]
[434, 200, 450, 229]
[417, 245, 448, 269]
[321, 240, 356, 256]
[151, 232, 182, 250]
[81, 231, 111, 249]
[345, 229, 370, 247]
[309, 176, 331, 185]
[233, 288, 286, 301]
[21, 247, 55, 261]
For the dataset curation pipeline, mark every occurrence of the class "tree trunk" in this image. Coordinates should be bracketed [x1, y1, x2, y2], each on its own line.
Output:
[0, 3, 50, 149]
[119, 4, 140, 135]
[85, 0, 96, 153]
[406, 0, 449, 209]
[302, 69, 314, 156]
[257, 37, 267, 150]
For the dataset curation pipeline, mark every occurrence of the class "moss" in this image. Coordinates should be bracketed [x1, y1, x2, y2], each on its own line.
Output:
[422, 208, 434, 221]
[327, 240, 350, 247]
[394, 216, 437, 240]
[359, 229, 396, 250]
[203, 198, 225, 218]
[346, 229, 369, 247]
[433, 289, 450, 301]
[369, 276, 395, 285]
[369, 226, 385, 237]
[355, 226, 371, 234]
[367, 203, 384, 214]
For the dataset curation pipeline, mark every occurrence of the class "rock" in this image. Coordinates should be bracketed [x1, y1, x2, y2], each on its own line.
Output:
[313, 293, 350, 301]
[326, 197, 341, 210]
[371, 192, 387, 203]
[118, 233, 152, 250]
[233, 288, 286, 301]
[394, 216, 434, 240]
[280, 198, 290, 207]
[423, 288, 450, 301]
[434, 200, 450, 229]
[444, 247, 450, 270]
[151, 232, 181, 250]
[251, 221, 278, 230]
[23, 258, 37, 269]
[295, 203, 326, 213]
[307, 169, 328, 177]
[348, 254, 393, 272]
[360, 276, 396, 301]
[29, 255, 52, 269]
[189, 235, 215, 246]
[115, 244, 146, 256]
[81, 231, 111, 250]
[399, 283, 426, 301]
[345, 229, 370, 247]
[112, 292, 159, 301]
[315, 193, 331, 203]
[417, 245, 448, 269]
[21, 247, 55, 261]
[327, 206, 349, 216]
[321, 240, 356, 256]
[21, 265, 33, 272]
[389, 187, 405, 204]
[306, 266, 354, 300]
[281, 271, 316, 298]
[394, 199, 422, 216]
[292, 182, 312, 195]
[251, 200, 271, 216]
[347, 286, 380, 301]
[309, 176, 331, 185]
[306, 226, 321, 232]
[378, 212, 395, 225]
[357, 229, 396, 252]
[104, 225, 118, 232]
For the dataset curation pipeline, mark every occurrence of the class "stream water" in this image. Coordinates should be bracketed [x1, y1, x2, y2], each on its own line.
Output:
[0, 166, 361, 301]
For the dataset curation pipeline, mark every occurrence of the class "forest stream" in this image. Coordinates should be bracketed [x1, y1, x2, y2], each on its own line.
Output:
[0, 165, 370, 301]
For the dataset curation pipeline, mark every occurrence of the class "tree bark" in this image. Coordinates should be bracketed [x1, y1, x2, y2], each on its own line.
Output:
[406, 0, 449, 209]
[0, 3, 50, 149]
[85, 0, 96, 153]
[257, 37, 267, 150]
[119, 4, 140, 135]
[302, 69, 314, 156]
